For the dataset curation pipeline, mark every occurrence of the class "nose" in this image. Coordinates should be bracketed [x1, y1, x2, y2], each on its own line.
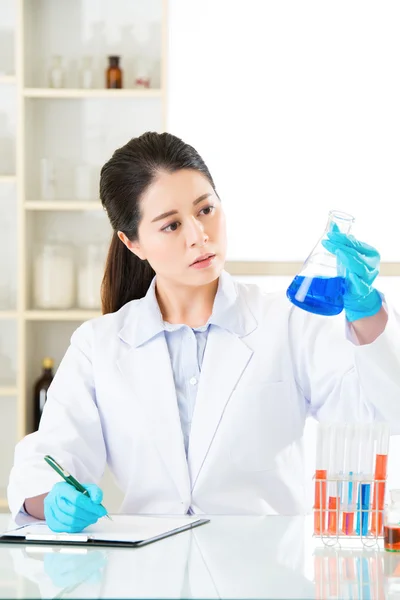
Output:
[185, 216, 209, 247]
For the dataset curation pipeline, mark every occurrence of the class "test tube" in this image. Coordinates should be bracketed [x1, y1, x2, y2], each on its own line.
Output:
[328, 424, 343, 536]
[314, 423, 329, 535]
[356, 424, 375, 537]
[371, 423, 390, 536]
[341, 423, 359, 535]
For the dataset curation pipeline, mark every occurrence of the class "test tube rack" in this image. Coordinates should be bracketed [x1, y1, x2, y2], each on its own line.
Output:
[313, 475, 386, 547]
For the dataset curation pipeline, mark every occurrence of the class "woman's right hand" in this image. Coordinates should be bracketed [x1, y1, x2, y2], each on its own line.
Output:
[44, 482, 107, 533]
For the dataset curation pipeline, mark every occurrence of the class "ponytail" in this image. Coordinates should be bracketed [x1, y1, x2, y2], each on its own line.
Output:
[101, 232, 155, 314]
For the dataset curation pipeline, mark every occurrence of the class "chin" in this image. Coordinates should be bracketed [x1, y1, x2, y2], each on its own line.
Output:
[189, 259, 224, 283]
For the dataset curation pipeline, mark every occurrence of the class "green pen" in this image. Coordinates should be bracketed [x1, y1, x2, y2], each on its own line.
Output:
[44, 455, 112, 520]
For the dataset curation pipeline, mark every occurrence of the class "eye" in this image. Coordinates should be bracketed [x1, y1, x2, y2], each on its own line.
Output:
[162, 221, 180, 233]
[200, 205, 215, 216]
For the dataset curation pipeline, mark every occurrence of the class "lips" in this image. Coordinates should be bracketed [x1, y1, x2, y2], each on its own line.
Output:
[190, 253, 215, 266]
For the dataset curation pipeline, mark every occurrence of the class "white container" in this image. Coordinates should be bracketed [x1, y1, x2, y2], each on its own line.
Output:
[40, 158, 56, 200]
[77, 244, 105, 309]
[79, 56, 94, 89]
[33, 244, 75, 309]
[48, 55, 65, 88]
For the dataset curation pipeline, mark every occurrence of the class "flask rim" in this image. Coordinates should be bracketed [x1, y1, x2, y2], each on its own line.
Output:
[328, 209, 355, 223]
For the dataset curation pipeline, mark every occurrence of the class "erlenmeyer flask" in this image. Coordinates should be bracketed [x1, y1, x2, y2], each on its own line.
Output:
[286, 210, 355, 316]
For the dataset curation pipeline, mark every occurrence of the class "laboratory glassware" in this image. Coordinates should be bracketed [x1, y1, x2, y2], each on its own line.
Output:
[33, 243, 75, 309]
[286, 210, 355, 316]
[314, 424, 329, 535]
[48, 55, 65, 88]
[356, 424, 374, 537]
[384, 490, 400, 552]
[77, 243, 105, 309]
[372, 423, 390, 535]
[106, 56, 122, 89]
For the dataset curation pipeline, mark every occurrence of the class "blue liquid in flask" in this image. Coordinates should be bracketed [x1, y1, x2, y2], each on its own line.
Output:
[286, 275, 345, 316]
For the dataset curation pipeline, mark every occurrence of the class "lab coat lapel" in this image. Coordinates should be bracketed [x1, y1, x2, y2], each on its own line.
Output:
[117, 333, 190, 503]
[188, 327, 254, 488]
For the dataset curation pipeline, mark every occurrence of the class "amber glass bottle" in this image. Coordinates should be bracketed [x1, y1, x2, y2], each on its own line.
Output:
[33, 357, 54, 430]
[106, 56, 123, 89]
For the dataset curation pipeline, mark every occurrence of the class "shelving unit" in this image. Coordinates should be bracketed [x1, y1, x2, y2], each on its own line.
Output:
[25, 201, 102, 211]
[0, 75, 16, 85]
[0, 0, 168, 511]
[24, 88, 162, 98]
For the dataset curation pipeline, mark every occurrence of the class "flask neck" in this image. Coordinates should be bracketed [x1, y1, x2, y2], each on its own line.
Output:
[325, 210, 354, 235]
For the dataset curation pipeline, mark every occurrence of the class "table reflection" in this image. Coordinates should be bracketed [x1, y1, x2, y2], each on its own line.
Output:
[3, 516, 315, 599]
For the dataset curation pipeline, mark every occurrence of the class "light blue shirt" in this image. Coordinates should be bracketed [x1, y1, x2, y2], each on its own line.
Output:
[137, 271, 241, 457]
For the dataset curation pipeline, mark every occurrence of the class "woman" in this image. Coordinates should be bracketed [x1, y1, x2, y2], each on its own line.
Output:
[8, 132, 400, 532]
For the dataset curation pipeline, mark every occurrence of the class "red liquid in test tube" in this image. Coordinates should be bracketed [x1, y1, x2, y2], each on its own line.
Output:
[371, 423, 390, 536]
[314, 424, 329, 535]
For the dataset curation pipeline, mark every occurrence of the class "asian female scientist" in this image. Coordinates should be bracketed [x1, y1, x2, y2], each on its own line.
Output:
[8, 132, 400, 533]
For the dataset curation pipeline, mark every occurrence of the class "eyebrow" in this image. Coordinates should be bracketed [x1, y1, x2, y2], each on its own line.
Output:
[151, 193, 213, 223]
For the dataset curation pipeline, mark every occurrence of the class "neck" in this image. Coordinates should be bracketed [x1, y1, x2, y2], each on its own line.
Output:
[155, 276, 219, 328]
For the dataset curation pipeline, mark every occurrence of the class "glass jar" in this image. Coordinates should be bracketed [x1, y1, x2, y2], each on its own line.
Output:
[106, 56, 122, 89]
[48, 55, 65, 88]
[134, 59, 151, 89]
[77, 244, 105, 309]
[384, 490, 400, 552]
[79, 56, 94, 89]
[33, 243, 75, 309]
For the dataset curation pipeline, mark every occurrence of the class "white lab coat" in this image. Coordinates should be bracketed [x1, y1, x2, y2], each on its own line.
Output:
[7, 273, 400, 521]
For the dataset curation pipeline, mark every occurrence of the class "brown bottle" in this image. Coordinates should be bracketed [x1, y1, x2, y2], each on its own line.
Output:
[106, 56, 123, 89]
[33, 357, 54, 430]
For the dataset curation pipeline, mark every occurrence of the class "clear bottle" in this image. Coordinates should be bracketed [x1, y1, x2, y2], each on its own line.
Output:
[286, 209, 355, 316]
[134, 59, 151, 89]
[33, 243, 75, 309]
[79, 56, 94, 89]
[384, 490, 400, 552]
[106, 56, 122, 89]
[77, 243, 105, 309]
[48, 55, 64, 88]
[33, 357, 54, 431]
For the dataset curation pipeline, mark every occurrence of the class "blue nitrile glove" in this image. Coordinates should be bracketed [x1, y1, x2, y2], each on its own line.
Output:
[321, 228, 382, 322]
[44, 482, 107, 533]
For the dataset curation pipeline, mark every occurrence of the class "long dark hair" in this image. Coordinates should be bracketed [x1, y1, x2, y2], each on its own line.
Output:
[100, 131, 218, 314]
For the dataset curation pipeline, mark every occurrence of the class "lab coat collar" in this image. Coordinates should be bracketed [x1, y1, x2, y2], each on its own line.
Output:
[119, 270, 257, 348]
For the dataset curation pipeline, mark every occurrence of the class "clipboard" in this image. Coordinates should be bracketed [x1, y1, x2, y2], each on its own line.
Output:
[0, 515, 210, 548]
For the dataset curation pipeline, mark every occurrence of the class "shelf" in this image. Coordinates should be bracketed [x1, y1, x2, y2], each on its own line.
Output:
[24, 88, 163, 99]
[0, 387, 17, 397]
[0, 175, 16, 183]
[25, 201, 103, 211]
[25, 310, 101, 321]
[0, 75, 16, 85]
[0, 311, 17, 320]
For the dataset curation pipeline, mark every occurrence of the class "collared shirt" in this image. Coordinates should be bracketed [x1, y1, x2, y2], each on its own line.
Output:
[135, 271, 243, 457]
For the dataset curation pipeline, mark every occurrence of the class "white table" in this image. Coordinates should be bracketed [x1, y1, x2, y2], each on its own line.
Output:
[0, 513, 396, 599]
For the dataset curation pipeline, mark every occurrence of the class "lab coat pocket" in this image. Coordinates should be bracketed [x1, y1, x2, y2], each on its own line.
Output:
[229, 380, 294, 472]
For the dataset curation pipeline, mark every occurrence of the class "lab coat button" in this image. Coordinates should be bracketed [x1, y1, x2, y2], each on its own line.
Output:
[189, 377, 197, 385]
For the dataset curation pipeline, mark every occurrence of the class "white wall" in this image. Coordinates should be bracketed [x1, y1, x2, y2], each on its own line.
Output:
[166, 1, 400, 500]
[167, 0, 400, 263]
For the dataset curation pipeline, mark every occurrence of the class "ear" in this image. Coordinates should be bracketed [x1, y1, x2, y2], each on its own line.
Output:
[117, 231, 146, 261]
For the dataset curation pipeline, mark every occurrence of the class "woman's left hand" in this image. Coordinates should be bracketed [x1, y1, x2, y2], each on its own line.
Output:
[322, 228, 382, 322]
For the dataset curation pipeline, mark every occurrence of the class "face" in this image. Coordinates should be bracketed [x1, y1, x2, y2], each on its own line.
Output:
[118, 169, 227, 288]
